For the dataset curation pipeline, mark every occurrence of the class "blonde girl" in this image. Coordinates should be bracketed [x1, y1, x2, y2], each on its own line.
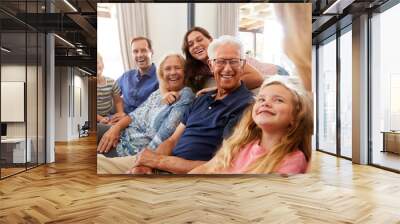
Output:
[190, 75, 313, 174]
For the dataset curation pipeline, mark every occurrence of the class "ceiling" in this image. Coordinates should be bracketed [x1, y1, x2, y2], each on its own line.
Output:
[0, 0, 97, 75]
[312, 0, 390, 44]
[1, 0, 395, 74]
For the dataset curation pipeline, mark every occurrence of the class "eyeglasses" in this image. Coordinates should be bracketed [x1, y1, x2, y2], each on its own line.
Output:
[212, 58, 244, 68]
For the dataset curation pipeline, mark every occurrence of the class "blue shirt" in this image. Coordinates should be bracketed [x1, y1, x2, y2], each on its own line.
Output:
[117, 63, 159, 114]
[172, 83, 254, 161]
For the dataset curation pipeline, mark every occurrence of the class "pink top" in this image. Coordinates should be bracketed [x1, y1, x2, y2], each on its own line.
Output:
[223, 141, 308, 174]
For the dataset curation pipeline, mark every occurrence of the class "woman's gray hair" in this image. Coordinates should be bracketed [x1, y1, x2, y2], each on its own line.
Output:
[207, 35, 245, 60]
[157, 53, 186, 94]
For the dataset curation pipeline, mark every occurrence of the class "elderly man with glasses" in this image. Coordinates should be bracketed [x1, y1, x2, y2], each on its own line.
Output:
[103, 35, 254, 174]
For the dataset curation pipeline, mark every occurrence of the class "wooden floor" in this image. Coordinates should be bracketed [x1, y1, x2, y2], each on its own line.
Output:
[372, 150, 400, 171]
[1, 167, 26, 177]
[1, 163, 44, 178]
[1, 135, 400, 223]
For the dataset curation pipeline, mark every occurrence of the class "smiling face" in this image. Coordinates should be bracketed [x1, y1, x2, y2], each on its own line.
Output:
[162, 56, 185, 92]
[131, 39, 152, 73]
[252, 84, 295, 133]
[209, 43, 243, 93]
[187, 31, 212, 62]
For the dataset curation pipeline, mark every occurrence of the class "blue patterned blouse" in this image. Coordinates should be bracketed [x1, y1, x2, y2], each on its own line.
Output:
[115, 87, 194, 156]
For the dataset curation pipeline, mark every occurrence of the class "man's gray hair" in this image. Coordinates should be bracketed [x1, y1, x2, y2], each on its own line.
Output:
[207, 35, 245, 60]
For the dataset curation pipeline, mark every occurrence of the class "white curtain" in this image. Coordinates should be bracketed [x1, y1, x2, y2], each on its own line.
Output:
[216, 3, 239, 37]
[116, 3, 148, 71]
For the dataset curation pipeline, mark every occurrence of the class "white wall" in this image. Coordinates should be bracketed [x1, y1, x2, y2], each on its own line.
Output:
[1, 65, 26, 143]
[54, 67, 69, 141]
[71, 74, 89, 138]
[1, 66, 26, 132]
[80, 76, 89, 128]
[1, 65, 26, 82]
[145, 3, 221, 65]
[195, 3, 218, 38]
[146, 3, 187, 65]
[54, 67, 89, 141]
[1, 64, 46, 163]
[1, 65, 30, 137]
[108, 3, 218, 70]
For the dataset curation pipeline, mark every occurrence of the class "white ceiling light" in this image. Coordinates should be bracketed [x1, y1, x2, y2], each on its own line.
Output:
[1, 47, 11, 53]
[78, 67, 92, 76]
[54, 34, 75, 48]
[63, 0, 78, 12]
[323, 0, 355, 15]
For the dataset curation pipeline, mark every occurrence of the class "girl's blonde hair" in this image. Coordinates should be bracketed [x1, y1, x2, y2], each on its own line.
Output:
[212, 75, 313, 173]
[157, 53, 186, 94]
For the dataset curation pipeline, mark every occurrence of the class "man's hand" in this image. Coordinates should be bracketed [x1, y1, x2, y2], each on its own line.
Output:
[162, 91, 180, 105]
[133, 148, 161, 168]
[97, 126, 120, 153]
[109, 112, 126, 124]
[196, 87, 217, 97]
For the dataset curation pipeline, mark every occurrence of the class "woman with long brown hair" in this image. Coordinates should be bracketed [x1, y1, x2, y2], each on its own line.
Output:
[190, 75, 313, 174]
[182, 26, 263, 93]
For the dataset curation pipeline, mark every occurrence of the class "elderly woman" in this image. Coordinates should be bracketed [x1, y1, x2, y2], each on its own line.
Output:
[97, 53, 194, 157]
[182, 26, 263, 93]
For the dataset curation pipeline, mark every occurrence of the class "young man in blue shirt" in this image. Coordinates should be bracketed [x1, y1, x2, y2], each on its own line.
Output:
[118, 36, 159, 115]
[97, 37, 158, 147]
